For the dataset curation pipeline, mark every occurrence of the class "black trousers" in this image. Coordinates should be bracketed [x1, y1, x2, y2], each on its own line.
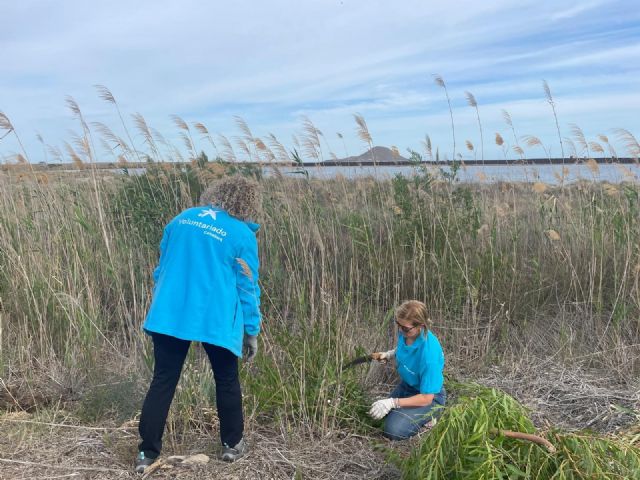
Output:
[138, 332, 243, 458]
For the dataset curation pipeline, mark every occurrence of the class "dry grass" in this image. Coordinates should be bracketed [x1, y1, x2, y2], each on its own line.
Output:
[2, 353, 638, 479]
[0, 410, 399, 480]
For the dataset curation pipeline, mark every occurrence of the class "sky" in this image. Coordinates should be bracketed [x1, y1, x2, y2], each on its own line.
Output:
[1, 0, 639, 163]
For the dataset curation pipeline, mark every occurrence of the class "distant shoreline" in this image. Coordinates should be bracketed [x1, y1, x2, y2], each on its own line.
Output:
[2, 157, 638, 172]
[304, 157, 639, 167]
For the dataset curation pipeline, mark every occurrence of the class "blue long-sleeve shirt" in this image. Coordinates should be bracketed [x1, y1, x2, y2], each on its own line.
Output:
[143, 206, 261, 357]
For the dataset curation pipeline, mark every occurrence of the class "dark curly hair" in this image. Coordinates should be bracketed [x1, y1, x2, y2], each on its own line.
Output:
[199, 176, 261, 222]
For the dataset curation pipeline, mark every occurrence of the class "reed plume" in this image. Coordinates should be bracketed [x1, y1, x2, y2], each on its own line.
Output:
[586, 158, 600, 175]
[217, 134, 237, 162]
[422, 134, 433, 161]
[543, 80, 565, 162]
[94, 85, 141, 163]
[502, 110, 523, 159]
[254, 138, 275, 162]
[47, 145, 63, 163]
[64, 141, 84, 168]
[513, 145, 524, 158]
[92, 121, 131, 158]
[465, 91, 484, 162]
[0, 111, 14, 134]
[172, 114, 196, 159]
[302, 116, 322, 162]
[522, 135, 551, 160]
[267, 133, 291, 162]
[234, 137, 252, 161]
[598, 134, 617, 160]
[569, 123, 589, 158]
[0, 111, 32, 164]
[545, 229, 561, 241]
[132, 112, 160, 160]
[193, 122, 219, 158]
[613, 128, 640, 159]
[234, 116, 256, 161]
[532, 182, 547, 193]
[495, 132, 508, 159]
[353, 113, 374, 163]
[589, 142, 604, 155]
[434, 74, 456, 160]
[336, 132, 349, 157]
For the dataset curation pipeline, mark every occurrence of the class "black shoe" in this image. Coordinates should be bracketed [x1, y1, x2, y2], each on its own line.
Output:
[134, 451, 155, 474]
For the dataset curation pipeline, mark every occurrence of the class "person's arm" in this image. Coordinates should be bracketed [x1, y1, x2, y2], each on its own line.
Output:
[372, 349, 396, 362]
[235, 233, 261, 336]
[397, 393, 434, 408]
[152, 223, 172, 289]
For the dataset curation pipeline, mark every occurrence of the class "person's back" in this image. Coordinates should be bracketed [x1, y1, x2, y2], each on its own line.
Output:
[145, 205, 261, 356]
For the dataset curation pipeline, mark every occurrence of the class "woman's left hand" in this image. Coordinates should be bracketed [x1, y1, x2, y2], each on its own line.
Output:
[369, 398, 398, 419]
[242, 334, 258, 362]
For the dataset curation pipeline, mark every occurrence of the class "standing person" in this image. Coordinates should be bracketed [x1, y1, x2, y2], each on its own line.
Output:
[135, 176, 262, 473]
[368, 300, 446, 440]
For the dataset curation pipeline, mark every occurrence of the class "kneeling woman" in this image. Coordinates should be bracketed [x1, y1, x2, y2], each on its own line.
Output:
[369, 300, 446, 440]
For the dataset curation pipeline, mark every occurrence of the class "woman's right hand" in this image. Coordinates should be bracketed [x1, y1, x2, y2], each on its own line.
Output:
[371, 349, 396, 363]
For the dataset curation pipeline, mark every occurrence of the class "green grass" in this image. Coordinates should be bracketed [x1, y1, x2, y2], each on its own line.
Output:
[393, 383, 640, 479]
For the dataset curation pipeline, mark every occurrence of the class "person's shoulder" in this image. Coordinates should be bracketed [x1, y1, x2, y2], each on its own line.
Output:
[174, 206, 203, 218]
[424, 331, 444, 355]
[231, 218, 260, 236]
[427, 329, 441, 343]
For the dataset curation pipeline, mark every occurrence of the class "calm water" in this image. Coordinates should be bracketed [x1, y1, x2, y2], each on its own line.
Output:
[271, 163, 640, 184]
[112, 163, 640, 184]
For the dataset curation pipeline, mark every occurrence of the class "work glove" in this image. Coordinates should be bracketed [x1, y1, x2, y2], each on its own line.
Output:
[242, 334, 258, 362]
[372, 349, 396, 363]
[369, 397, 399, 420]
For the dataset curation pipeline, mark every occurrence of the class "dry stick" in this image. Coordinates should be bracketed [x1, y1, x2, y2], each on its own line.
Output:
[0, 418, 136, 430]
[142, 459, 169, 479]
[490, 428, 556, 453]
[0, 458, 127, 473]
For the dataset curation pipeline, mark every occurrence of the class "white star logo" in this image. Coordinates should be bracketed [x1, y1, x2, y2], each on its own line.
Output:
[198, 209, 218, 220]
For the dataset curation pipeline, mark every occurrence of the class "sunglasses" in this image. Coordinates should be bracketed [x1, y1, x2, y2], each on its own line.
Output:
[395, 321, 421, 333]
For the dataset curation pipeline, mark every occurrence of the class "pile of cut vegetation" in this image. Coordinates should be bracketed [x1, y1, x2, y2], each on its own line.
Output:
[390, 383, 640, 479]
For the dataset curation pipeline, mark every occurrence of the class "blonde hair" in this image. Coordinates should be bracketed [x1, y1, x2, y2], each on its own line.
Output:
[396, 300, 432, 329]
[200, 176, 261, 222]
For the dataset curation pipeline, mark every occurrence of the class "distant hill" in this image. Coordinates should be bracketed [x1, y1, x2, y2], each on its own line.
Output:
[330, 146, 409, 164]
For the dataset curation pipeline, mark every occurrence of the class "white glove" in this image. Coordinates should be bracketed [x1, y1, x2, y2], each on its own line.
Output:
[369, 398, 398, 420]
[242, 334, 258, 362]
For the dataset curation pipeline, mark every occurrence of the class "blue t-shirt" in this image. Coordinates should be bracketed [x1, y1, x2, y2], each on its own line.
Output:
[395, 330, 445, 394]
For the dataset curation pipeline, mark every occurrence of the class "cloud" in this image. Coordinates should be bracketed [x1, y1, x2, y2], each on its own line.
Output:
[1, 0, 638, 163]
[551, 1, 606, 21]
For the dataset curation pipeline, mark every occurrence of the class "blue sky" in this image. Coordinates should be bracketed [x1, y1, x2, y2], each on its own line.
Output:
[1, 0, 639, 163]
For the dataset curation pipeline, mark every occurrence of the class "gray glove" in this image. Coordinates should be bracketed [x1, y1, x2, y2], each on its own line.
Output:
[242, 334, 258, 362]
